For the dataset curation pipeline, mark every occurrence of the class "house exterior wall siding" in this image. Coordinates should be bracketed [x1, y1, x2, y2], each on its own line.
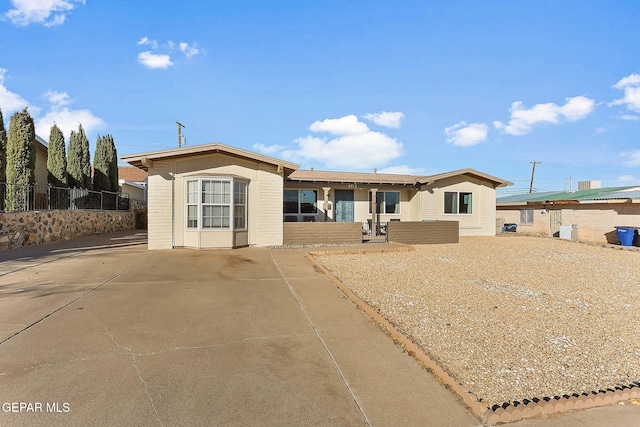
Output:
[147, 160, 175, 250]
[419, 176, 496, 236]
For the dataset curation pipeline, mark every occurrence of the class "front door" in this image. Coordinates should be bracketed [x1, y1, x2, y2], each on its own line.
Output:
[550, 210, 562, 237]
[335, 190, 354, 222]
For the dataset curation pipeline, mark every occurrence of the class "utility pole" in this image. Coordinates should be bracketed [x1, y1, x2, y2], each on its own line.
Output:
[176, 121, 185, 147]
[529, 161, 542, 193]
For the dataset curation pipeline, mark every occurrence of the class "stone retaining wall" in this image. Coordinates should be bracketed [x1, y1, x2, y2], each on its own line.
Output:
[283, 222, 362, 245]
[387, 220, 459, 244]
[0, 210, 135, 250]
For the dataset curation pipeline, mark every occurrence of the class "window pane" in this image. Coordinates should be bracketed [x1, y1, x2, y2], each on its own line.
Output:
[520, 209, 533, 224]
[234, 182, 246, 205]
[202, 180, 214, 203]
[283, 190, 299, 214]
[459, 192, 472, 214]
[187, 205, 197, 228]
[234, 207, 246, 228]
[187, 181, 198, 203]
[444, 192, 457, 214]
[385, 192, 400, 214]
[300, 190, 317, 213]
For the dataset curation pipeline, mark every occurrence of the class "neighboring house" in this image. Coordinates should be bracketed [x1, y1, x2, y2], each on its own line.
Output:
[35, 136, 49, 186]
[118, 166, 148, 203]
[497, 186, 640, 244]
[121, 143, 511, 249]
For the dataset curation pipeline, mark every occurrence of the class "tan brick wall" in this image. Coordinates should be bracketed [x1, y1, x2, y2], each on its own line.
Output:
[497, 203, 640, 244]
[283, 222, 362, 245]
[147, 160, 175, 250]
[387, 221, 459, 244]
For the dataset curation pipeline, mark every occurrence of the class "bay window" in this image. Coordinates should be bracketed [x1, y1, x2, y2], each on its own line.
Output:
[186, 178, 247, 230]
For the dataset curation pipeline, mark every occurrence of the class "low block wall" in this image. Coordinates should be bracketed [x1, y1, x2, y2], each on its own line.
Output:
[283, 222, 362, 245]
[0, 210, 135, 250]
[387, 220, 459, 244]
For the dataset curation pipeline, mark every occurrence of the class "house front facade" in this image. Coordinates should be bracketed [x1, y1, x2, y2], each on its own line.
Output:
[121, 143, 511, 249]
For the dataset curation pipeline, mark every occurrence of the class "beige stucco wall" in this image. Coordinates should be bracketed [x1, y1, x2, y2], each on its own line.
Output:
[419, 176, 497, 236]
[146, 152, 284, 249]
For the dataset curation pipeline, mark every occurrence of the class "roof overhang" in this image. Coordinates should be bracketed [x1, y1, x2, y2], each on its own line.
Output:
[120, 143, 299, 173]
[416, 168, 513, 188]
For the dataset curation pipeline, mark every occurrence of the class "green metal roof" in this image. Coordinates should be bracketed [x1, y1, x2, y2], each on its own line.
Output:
[497, 186, 638, 203]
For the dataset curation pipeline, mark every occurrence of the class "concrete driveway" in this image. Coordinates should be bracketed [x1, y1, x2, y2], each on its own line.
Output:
[0, 232, 478, 426]
[2, 232, 639, 426]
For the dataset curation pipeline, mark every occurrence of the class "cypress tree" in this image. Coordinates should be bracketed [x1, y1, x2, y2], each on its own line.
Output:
[5, 108, 36, 211]
[0, 108, 6, 184]
[106, 135, 119, 192]
[67, 124, 92, 189]
[93, 134, 110, 192]
[47, 123, 67, 187]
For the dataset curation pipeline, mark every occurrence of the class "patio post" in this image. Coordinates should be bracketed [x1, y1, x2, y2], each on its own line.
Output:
[371, 188, 378, 235]
[322, 187, 331, 222]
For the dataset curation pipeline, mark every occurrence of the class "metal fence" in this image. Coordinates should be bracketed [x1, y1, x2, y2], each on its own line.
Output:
[0, 183, 129, 213]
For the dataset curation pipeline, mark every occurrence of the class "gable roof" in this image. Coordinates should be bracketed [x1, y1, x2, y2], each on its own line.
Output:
[120, 143, 300, 172]
[288, 167, 512, 188]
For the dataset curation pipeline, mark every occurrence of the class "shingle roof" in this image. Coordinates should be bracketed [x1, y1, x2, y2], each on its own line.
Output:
[288, 168, 512, 188]
[288, 170, 419, 185]
[118, 167, 148, 183]
[120, 143, 299, 172]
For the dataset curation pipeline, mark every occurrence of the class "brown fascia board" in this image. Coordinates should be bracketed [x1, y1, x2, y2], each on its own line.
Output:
[120, 143, 299, 172]
[417, 168, 513, 188]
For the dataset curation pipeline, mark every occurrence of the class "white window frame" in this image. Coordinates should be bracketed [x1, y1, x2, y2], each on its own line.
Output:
[443, 191, 473, 215]
[368, 191, 401, 215]
[186, 178, 247, 231]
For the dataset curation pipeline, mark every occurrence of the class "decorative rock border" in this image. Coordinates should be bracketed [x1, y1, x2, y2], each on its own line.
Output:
[306, 246, 640, 424]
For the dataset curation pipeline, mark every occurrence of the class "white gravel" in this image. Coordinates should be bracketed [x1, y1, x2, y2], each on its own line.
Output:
[314, 235, 640, 406]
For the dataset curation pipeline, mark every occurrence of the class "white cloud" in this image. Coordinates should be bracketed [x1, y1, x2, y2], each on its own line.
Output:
[377, 165, 426, 175]
[5, 0, 85, 27]
[618, 175, 638, 183]
[0, 68, 30, 113]
[309, 114, 370, 135]
[137, 36, 158, 49]
[621, 114, 640, 121]
[620, 150, 640, 168]
[362, 111, 405, 128]
[35, 89, 105, 139]
[610, 72, 640, 113]
[444, 121, 489, 147]
[179, 42, 200, 58]
[494, 96, 596, 135]
[137, 51, 173, 69]
[35, 108, 105, 140]
[44, 90, 71, 107]
[282, 115, 403, 170]
[252, 143, 285, 155]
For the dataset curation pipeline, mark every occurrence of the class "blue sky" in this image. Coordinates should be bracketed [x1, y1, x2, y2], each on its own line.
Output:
[1, 1, 639, 193]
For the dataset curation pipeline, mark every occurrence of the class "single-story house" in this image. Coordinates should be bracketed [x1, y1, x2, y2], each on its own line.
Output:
[118, 166, 148, 203]
[497, 186, 640, 244]
[121, 143, 512, 249]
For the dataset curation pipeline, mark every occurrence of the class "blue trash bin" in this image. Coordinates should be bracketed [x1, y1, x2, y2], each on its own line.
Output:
[615, 226, 638, 246]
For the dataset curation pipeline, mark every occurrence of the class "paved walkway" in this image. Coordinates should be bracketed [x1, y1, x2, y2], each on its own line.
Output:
[0, 232, 639, 426]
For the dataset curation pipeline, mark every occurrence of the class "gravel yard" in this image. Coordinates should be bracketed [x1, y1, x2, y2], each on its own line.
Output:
[314, 235, 640, 407]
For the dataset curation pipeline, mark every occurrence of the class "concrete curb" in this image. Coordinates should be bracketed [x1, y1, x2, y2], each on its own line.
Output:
[306, 247, 640, 425]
